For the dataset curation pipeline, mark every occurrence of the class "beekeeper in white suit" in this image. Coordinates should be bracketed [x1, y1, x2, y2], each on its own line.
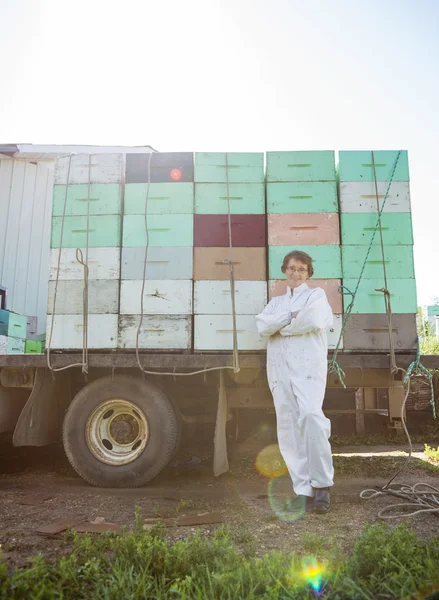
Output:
[256, 250, 334, 515]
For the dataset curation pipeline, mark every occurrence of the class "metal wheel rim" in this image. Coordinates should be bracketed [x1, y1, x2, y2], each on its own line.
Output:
[86, 399, 149, 466]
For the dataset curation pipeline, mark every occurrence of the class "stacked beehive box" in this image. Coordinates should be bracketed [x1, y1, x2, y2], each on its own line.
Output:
[266, 151, 343, 349]
[47, 154, 123, 349]
[193, 153, 267, 350]
[119, 153, 194, 350]
[0, 309, 27, 353]
[339, 150, 418, 351]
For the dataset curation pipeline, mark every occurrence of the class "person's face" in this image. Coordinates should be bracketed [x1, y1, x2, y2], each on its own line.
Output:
[285, 258, 309, 288]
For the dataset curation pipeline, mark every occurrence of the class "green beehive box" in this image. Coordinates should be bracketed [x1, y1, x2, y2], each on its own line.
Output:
[342, 245, 415, 279]
[194, 153, 264, 183]
[343, 278, 417, 314]
[123, 214, 193, 247]
[52, 184, 122, 216]
[267, 181, 338, 213]
[25, 340, 44, 354]
[0, 310, 27, 339]
[266, 151, 336, 182]
[51, 215, 121, 248]
[195, 183, 264, 214]
[338, 150, 409, 182]
[268, 245, 342, 279]
[124, 183, 194, 215]
[341, 213, 413, 246]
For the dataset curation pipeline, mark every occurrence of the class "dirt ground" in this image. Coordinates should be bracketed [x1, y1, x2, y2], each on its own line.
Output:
[1, 424, 439, 569]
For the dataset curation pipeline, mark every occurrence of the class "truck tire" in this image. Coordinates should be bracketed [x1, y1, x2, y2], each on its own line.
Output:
[62, 375, 179, 487]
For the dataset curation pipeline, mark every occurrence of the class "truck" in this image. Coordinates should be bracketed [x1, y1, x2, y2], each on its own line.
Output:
[0, 144, 432, 488]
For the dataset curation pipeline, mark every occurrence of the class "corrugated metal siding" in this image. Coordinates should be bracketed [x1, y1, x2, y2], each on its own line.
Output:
[0, 158, 54, 333]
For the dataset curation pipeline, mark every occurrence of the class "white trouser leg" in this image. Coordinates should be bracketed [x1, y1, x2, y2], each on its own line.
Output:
[292, 377, 334, 489]
[271, 381, 313, 497]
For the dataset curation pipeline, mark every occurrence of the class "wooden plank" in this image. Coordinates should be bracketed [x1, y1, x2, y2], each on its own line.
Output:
[267, 181, 338, 213]
[269, 279, 343, 314]
[195, 315, 267, 350]
[51, 215, 121, 248]
[124, 183, 194, 215]
[342, 314, 417, 350]
[118, 315, 192, 349]
[342, 279, 417, 314]
[47, 280, 119, 315]
[194, 214, 266, 247]
[195, 183, 264, 214]
[267, 213, 340, 245]
[119, 280, 192, 315]
[54, 154, 123, 184]
[52, 184, 122, 216]
[193, 247, 266, 280]
[50, 248, 120, 280]
[123, 214, 193, 247]
[121, 247, 193, 280]
[194, 281, 267, 314]
[266, 151, 336, 182]
[339, 181, 411, 213]
[341, 213, 414, 245]
[46, 314, 118, 349]
[338, 150, 409, 182]
[342, 245, 415, 279]
[269, 245, 342, 279]
[194, 152, 264, 183]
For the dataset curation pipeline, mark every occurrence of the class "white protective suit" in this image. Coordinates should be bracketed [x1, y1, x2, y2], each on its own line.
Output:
[255, 282, 334, 497]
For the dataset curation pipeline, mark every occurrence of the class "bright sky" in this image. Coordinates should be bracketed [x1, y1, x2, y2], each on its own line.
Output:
[1, 0, 438, 306]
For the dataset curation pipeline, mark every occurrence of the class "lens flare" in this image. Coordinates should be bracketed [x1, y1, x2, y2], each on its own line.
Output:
[287, 556, 327, 594]
[255, 444, 288, 479]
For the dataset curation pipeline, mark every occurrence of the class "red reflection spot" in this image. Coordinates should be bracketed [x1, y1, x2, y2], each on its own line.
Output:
[170, 168, 182, 181]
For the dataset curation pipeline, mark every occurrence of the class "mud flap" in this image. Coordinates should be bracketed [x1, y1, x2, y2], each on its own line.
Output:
[213, 369, 229, 476]
[13, 368, 67, 447]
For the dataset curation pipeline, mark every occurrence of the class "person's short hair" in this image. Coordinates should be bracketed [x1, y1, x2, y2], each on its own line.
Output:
[281, 250, 314, 277]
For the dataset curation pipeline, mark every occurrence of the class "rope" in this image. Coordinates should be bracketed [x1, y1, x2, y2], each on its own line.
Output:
[135, 152, 240, 377]
[360, 374, 439, 519]
[47, 154, 90, 374]
[328, 150, 403, 384]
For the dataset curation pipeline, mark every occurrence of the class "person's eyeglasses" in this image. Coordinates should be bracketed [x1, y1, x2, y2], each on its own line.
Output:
[286, 267, 308, 274]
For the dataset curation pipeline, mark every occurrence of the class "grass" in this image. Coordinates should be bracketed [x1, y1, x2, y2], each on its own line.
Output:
[330, 420, 439, 447]
[424, 444, 439, 463]
[1, 522, 439, 599]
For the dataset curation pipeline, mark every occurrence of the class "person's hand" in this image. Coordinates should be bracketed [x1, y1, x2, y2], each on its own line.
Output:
[290, 311, 300, 320]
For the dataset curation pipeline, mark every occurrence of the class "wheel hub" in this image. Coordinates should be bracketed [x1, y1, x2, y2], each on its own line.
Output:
[86, 399, 149, 465]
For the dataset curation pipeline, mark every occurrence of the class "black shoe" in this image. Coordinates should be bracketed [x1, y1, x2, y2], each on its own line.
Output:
[312, 488, 330, 514]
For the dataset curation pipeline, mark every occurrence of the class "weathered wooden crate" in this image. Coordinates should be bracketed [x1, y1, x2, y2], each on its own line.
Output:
[266, 151, 336, 182]
[47, 280, 119, 315]
[195, 183, 264, 214]
[342, 245, 415, 279]
[46, 314, 118, 349]
[194, 315, 267, 350]
[25, 340, 44, 354]
[126, 152, 194, 183]
[194, 214, 266, 247]
[267, 181, 338, 213]
[194, 281, 267, 314]
[50, 248, 120, 280]
[0, 335, 25, 354]
[338, 150, 409, 182]
[343, 314, 417, 351]
[122, 247, 193, 280]
[342, 278, 417, 314]
[339, 181, 411, 213]
[51, 215, 121, 248]
[123, 214, 193, 247]
[267, 213, 340, 245]
[54, 154, 124, 185]
[340, 213, 413, 245]
[194, 152, 264, 183]
[0, 310, 27, 339]
[52, 184, 122, 216]
[120, 280, 193, 315]
[193, 247, 266, 280]
[118, 315, 192, 349]
[124, 183, 194, 215]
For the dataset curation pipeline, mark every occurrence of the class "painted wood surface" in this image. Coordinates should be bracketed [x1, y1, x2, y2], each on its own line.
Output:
[328, 314, 343, 350]
[0, 310, 27, 339]
[47, 280, 119, 315]
[25, 340, 43, 354]
[194, 315, 267, 350]
[193, 247, 266, 280]
[267, 213, 340, 245]
[341, 213, 413, 245]
[118, 315, 192, 349]
[267, 182, 338, 213]
[266, 151, 336, 182]
[52, 184, 122, 216]
[54, 154, 124, 185]
[120, 280, 192, 315]
[46, 314, 118, 349]
[123, 214, 193, 247]
[339, 182, 411, 213]
[342, 245, 415, 279]
[124, 183, 194, 215]
[194, 281, 267, 314]
[0, 335, 25, 354]
[343, 314, 417, 351]
[269, 245, 342, 279]
[50, 248, 120, 280]
[194, 153, 264, 183]
[51, 215, 121, 248]
[338, 150, 409, 182]
[121, 247, 193, 280]
[126, 153, 194, 184]
[26, 317, 38, 339]
[268, 279, 343, 313]
[195, 183, 265, 214]
[194, 214, 266, 247]
[342, 279, 417, 314]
